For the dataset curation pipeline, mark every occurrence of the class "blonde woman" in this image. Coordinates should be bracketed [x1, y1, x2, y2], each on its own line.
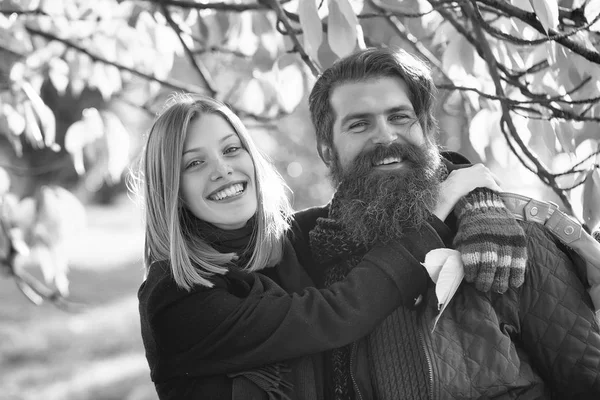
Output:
[134, 94, 492, 400]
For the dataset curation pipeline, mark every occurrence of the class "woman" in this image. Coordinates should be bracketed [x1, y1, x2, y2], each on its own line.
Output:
[133, 94, 495, 399]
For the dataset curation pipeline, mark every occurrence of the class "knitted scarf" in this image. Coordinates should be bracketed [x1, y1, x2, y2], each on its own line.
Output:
[310, 195, 430, 400]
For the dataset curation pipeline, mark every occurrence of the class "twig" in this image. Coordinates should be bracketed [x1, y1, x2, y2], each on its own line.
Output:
[159, 2, 217, 96]
[462, 0, 578, 218]
[260, 0, 320, 76]
[25, 26, 207, 94]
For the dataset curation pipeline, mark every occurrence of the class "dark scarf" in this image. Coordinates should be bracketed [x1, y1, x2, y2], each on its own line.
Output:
[192, 215, 294, 400]
[310, 195, 430, 400]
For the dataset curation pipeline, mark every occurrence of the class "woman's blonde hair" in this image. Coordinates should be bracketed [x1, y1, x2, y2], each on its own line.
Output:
[130, 93, 292, 289]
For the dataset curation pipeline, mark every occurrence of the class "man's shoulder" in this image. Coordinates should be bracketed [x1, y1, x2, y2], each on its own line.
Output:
[293, 205, 330, 233]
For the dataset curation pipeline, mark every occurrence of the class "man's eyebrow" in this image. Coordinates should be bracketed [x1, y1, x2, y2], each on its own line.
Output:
[182, 133, 237, 156]
[340, 105, 415, 126]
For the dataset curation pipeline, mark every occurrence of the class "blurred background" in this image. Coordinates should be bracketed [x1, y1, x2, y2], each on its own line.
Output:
[0, 0, 599, 399]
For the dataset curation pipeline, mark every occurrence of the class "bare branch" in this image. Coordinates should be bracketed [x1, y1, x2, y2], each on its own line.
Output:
[159, 2, 218, 96]
[136, 0, 269, 12]
[25, 26, 208, 94]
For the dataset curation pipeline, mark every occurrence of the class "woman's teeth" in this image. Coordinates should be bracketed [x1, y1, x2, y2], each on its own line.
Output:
[209, 183, 245, 201]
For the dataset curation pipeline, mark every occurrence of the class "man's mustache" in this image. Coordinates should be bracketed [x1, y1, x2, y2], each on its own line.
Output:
[342, 141, 429, 179]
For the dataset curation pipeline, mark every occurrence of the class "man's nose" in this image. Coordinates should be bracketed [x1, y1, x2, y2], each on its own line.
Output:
[371, 119, 398, 145]
[210, 159, 233, 181]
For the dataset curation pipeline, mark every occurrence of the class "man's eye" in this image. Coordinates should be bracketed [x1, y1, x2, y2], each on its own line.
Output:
[224, 146, 241, 155]
[391, 114, 413, 123]
[349, 121, 367, 131]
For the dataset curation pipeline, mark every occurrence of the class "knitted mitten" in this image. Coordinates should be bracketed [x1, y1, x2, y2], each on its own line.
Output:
[453, 188, 528, 293]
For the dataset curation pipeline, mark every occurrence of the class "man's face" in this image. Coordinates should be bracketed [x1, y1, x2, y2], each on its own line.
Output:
[323, 76, 428, 178]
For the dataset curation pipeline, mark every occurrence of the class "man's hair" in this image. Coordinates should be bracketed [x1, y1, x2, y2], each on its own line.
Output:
[129, 93, 292, 290]
[308, 47, 439, 162]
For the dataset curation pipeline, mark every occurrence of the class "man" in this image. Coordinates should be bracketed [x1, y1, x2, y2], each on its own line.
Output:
[297, 47, 600, 399]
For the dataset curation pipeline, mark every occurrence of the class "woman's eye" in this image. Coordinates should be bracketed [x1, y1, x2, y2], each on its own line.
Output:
[224, 146, 241, 155]
[185, 160, 204, 170]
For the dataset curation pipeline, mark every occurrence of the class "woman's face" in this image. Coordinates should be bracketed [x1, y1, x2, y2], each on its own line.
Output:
[179, 113, 257, 230]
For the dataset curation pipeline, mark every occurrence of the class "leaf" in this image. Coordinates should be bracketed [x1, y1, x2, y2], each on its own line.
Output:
[511, 0, 534, 12]
[529, 0, 559, 34]
[422, 248, 457, 283]
[422, 248, 464, 331]
[21, 100, 44, 148]
[583, 169, 600, 230]
[552, 119, 576, 153]
[102, 111, 130, 184]
[468, 108, 502, 161]
[298, 0, 323, 63]
[527, 118, 557, 155]
[275, 56, 305, 113]
[327, 0, 357, 58]
[585, 0, 600, 31]
[0, 167, 9, 196]
[64, 108, 104, 175]
[20, 80, 56, 147]
[48, 57, 69, 95]
[0, 103, 26, 136]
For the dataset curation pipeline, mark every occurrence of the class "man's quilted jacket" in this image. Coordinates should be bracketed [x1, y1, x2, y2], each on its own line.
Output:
[296, 206, 600, 399]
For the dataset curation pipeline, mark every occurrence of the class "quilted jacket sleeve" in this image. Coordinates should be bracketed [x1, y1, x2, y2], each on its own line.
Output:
[517, 221, 600, 398]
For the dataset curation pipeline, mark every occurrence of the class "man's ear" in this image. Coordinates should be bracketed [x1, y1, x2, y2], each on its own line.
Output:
[319, 144, 334, 167]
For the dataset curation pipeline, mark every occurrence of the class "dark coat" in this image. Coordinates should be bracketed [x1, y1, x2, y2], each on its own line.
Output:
[296, 206, 600, 399]
[138, 215, 432, 399]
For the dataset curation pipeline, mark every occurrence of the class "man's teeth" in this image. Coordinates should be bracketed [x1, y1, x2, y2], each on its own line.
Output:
[209, 183, 244, 200]
[375, 157, 401, 166]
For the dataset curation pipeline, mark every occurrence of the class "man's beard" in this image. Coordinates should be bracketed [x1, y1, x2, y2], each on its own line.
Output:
[330, 141, 445, 247]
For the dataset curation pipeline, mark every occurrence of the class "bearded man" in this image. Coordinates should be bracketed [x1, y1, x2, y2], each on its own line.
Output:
[295, 47, 600, 399]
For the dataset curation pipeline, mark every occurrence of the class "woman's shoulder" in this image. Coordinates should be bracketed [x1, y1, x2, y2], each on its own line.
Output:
[138, 259, 229, 312]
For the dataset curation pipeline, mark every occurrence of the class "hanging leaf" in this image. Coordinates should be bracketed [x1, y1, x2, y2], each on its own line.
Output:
[328, 0, 357, 58]
[552, 119, 576, 153]
[582, 169, 600, 230]
[20, 80, 56, 148]
[527, 118, 557, 155]
[0, 167, 9, 196]
[275, 55, 305, 114]
[468, 108, 502, 161]
[102, 111, 130, 184]
[64, 108, 104, 175]
[21, 100, 44, 148]
[0, 103, 26, 137]
[422, 248, 464, 331]
[298, 0, 323, 63]
[529, 0, 559, 34]
[585, 0, 600, 31]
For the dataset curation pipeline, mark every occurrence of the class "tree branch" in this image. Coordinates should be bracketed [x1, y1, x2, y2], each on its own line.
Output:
[136, 0, 269, 12]
[475, 0, 600, 64]
[259, 0, 320, 76]
[25, 26, 208, 94]
[159, 2, 218, 96]
[463, 0, 578, 218]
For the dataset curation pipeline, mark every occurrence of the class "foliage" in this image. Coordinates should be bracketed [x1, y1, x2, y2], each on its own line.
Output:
[0, 0, 599, 306]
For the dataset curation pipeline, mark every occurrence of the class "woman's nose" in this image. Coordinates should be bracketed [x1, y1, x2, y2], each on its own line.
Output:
[210, 159, 233, 181]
